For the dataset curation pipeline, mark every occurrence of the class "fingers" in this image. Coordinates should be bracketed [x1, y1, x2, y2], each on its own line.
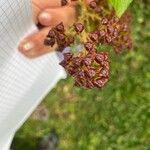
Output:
[38, 6, 76, 27]
[32, 0, 77, 24]
[32, 0, 61, 9]
[32, 0, 77, 10]
[19, 0, 90, 58]
[18, 27, 56, 58]
[37, 0, 93, 27]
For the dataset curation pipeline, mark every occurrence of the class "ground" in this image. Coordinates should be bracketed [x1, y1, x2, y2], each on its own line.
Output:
[12, 1, 150, 149]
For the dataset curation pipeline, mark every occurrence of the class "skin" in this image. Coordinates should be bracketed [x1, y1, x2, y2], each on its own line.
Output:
[18, 0, 92, 58]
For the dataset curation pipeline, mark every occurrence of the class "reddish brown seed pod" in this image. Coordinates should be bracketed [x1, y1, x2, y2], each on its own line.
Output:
[95, 52, 106, 64]
[82, 56, 93, 66]
[99, 30, 106, 37]
[100, 68, 109, 77]
[44, 38, 55, 47]
[59, 60, 67, 67]
[72, 57, 82, 66]
[106, 35, 112, 43]
[74, 78, 84, 87]
[86, 83, 94, 89]
[101, 17, 108, 25]
[94, 7, 101, 13]
[77, 71, 85, 80]
[63, 52, 73, 61]
[47, 29, 55, 38]
[89, 32, 99, 42]
[67, 36, 75, 45]
[112, 16, 119, 23]
[89, 1, 97, 9]
[57, 33, 66, 41]
[74, 23, 84, 33]
[93, 77, 108, 88]
[55, 22, 65, 32]
[107, 26, 114, 34]
[44, 38, 51, 46]
[68, 67, 77, 76]
[122, 24, 128, 32]
[61, 0, 68, 6]
[102, 61, 110, 69]
[84, 42, 94, 51]
[85, 69, 96, 78]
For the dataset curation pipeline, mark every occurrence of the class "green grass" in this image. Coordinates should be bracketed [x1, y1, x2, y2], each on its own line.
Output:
[12, 1, 150, 150]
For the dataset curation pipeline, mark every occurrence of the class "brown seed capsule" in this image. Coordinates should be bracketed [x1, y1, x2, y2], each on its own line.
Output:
[85, 69, 96, 78]
[57, 33, 66, 41]
[63, 52, 73, 61]
[59, 60, 67, 67]
[77, 71, 85, 80]
[94, 7, 101, 13]
[82, 56, 93, 66]
[89, 32, 99, 42]
[74, 23, 84, 33]
[44, 38, 55, 47]
[47, 29, 55, 38]
[102, 61, 109, 69]
[112, 16, 119, 23]
[55, 22, 65, 32]
[72, 57, 82, 66]
[99, 30, 106, 37]
[107, 26, 114, 34]
[113, 29, 118, 37]
[57, 45, 66, 52]
[74, 78, 84, 87]
[94, 78, 108, 88]
[68, 66, 77, 75]
[57, 38, 66, 47]
[122, 24, 128, 32]
[106, 35, 112, 43]
[86, 81, 94, 89]
[84, 42, 94, 51]
[101, 17, 108, 25]
[61, 0, 68, 6]
[67, 36, 75, 45]
[99, 68, 109, 77]
[89, 1, 97, 9]
[95, 52, 106, 64]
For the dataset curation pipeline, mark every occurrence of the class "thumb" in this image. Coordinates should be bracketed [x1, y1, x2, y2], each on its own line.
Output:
[18, 27, 56, 58]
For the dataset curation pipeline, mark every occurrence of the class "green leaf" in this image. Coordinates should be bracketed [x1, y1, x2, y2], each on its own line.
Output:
[109, 0, 133, 17]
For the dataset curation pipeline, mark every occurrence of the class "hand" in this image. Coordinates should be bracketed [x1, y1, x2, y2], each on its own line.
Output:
[18, 0, 76, 58]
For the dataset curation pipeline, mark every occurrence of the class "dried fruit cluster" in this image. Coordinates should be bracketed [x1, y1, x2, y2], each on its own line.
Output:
[44, 22, 74, 52]
[44, 0, 132, 89]
[60, 49, 110, 89]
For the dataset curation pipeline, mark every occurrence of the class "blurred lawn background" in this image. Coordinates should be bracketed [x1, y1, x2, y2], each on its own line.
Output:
[12, 0, 150, 149]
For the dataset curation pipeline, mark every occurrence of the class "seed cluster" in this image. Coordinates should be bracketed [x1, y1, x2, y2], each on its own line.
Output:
[84, 14, 132, 53]
[112, 12, 132, 53]
[44, 22, 74, 52]
[44, 0, 132, 89]
[98, 13, 132, 53]
[89, 0, 101, 13]
[60, 50, 109, 89]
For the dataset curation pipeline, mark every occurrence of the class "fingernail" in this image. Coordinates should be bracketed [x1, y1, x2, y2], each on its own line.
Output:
[39, 12, 52, 21]
[19, 41, 34, 52]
